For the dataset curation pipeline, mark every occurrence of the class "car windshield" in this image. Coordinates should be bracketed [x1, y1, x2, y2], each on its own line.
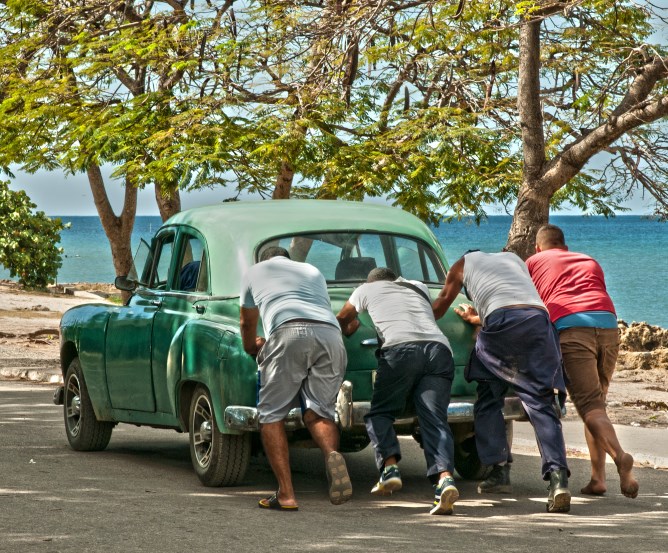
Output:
[258, 232, 446, 284]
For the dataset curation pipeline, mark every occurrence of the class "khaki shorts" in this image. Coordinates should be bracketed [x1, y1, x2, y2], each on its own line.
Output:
[559, 327, 619, 417]
[257, 321, 346, 424]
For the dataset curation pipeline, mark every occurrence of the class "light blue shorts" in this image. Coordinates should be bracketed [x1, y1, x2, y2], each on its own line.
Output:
[256, 321, 347, 424]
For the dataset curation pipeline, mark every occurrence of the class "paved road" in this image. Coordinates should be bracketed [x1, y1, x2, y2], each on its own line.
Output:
[1, 381, 667, 553]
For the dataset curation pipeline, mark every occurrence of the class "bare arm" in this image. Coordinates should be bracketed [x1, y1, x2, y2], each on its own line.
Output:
[454, 303, 481, 326]
[336, 301, 361, 337]
[432, 257, 465, 320]
[240, 306, 265, 355]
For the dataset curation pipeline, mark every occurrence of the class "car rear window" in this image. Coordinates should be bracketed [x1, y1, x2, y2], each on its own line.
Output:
[258, 232, 446, 284]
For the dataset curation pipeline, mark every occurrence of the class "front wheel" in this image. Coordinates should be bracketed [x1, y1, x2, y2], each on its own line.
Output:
[189, 385, 251, 487]
[63, 358, 114, 451]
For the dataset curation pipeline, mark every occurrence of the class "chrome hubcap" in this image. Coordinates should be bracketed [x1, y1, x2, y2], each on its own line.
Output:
[65, 375, 82, 437]
[192, 395, 214, 468]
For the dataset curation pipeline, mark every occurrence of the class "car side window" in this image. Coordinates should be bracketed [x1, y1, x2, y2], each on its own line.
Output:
[150, 234, 175, 289]
[175, 235, 208, 292]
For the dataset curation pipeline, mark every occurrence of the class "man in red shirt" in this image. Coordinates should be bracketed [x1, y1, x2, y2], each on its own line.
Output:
[527, 224, 639, 499]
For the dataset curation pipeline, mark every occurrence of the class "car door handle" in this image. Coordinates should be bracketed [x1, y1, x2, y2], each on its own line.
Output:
[360, 338, 378, 347]
[193, 304, 205, 314]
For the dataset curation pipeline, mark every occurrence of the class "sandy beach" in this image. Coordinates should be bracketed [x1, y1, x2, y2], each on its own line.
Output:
[1, 279, 667, 429]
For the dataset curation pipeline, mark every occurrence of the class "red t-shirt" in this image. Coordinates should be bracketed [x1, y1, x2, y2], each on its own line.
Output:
[526, 249, 615, 323]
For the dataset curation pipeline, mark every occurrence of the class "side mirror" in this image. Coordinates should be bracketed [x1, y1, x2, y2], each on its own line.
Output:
[114, 275, 137, 292]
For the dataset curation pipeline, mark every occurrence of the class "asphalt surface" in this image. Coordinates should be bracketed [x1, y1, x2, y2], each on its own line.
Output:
[1, 381, 668, 553]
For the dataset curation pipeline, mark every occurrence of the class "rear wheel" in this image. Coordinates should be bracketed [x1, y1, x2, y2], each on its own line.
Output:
[454, 435, 490, 480]
[454, 421, 513, 480]
[189, 385, 251, 486]
[63, 358, 114, 451]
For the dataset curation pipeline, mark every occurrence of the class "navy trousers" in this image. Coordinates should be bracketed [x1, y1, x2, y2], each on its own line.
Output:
[469, 308, 569, 479]
[364, 341, 455, 480]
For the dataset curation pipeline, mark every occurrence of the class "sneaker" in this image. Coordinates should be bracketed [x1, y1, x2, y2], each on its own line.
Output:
[326, 451, 353, 505]
[547, 468, 571, 513]
[430, 475, 459, 515]
[477, 464, 512, 494]
[371, 464, 403, 496]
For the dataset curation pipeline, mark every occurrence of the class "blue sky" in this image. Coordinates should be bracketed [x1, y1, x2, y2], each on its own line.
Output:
[7, 165, 658, 217]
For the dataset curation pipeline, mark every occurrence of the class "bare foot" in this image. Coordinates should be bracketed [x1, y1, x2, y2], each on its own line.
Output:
[616, 453, 639, 498]
[581, 480, 606, 495]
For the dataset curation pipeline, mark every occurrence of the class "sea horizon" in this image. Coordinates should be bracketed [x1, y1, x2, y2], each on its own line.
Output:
[1, 214, 666, 328]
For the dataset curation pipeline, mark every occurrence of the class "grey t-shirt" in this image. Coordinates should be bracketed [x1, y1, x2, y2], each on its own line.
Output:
[348, 278, 451, 351]
[240, 256, 338, 336]
[463, 251, 545, 325]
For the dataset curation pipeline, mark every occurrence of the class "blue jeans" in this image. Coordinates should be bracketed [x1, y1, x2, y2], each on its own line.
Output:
[364, 341, 455, 480]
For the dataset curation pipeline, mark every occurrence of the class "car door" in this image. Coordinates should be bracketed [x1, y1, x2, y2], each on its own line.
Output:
[151, 231, 209, 413]
[105, 231, 176, 412]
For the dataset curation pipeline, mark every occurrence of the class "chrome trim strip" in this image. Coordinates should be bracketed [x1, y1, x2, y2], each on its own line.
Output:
[223, 380, 528, 432]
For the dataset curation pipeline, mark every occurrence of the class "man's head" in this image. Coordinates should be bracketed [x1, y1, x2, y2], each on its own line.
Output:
[260, 246, 291, 262]
[535, 224, 567, 252]
[367, 267, 397, 283]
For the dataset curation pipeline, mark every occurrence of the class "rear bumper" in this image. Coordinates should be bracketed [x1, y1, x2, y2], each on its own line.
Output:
[223, 379, 529, 432]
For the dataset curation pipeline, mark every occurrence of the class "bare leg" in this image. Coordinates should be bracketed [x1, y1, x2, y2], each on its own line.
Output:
[260, 421, 298, 507]
[303, 410, 352, 504]
[581, 424, 607, 495]
[582, 408, 639, 498]
[303, 410, 340, 455]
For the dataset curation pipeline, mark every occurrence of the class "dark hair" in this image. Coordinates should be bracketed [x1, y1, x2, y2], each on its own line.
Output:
[536, 224, 565, 247]
[260, 246, 291, 262]
[367, 267, 397, 282]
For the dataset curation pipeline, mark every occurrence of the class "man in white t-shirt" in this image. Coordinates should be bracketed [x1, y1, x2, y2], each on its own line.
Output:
[336, 267, 459, 516]
[240, 247, 352, 511]
[432, 250, 570, 514]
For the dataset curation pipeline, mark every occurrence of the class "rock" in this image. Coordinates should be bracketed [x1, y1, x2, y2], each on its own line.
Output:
[619, 322, 668, 351]
[615, 322, 668, 374]
[617, 349, 668, 372]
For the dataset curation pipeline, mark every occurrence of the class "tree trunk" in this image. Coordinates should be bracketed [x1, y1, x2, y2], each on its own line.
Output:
[273, 161, 294, 199]
[154, 183, 182, 222]
[508, 16, 549, 260]
[86, 164, 137, 302]
[506, 185, 551, 259]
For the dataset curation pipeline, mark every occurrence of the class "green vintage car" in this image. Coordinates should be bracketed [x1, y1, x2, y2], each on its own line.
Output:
[55, 200, 525, 486]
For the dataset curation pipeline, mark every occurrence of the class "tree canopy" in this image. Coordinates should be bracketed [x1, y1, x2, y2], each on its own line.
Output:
[1, 1, 667, 260]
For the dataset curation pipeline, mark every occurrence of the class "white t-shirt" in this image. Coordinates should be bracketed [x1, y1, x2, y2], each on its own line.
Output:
[348, 278, 451, 351]
[240, 256, 338, 336]
[463, 251, 545, 325]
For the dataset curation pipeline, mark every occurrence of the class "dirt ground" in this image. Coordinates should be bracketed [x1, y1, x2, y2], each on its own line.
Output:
[1, 279, 667, 429]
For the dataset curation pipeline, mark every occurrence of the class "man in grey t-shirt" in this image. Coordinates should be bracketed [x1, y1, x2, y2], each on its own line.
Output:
[336, 267, 459, 515]
[240, 247, 352, 511]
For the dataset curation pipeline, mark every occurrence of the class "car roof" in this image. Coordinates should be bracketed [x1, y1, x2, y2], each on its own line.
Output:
[162, 199, 445, 296]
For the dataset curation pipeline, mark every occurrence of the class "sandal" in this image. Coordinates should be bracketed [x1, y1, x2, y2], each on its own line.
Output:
[258, 492, 299, 511]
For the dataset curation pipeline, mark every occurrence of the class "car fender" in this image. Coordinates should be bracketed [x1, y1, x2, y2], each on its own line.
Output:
[174, 320, 257, 434]
[59, 304, 115, 420]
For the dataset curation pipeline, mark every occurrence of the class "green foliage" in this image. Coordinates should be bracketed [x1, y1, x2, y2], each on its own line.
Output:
[0, 1, 666, 224]
[0, 181, 65, 288]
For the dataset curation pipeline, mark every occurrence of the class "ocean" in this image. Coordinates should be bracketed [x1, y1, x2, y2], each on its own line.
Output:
[1, 215, 666, 327]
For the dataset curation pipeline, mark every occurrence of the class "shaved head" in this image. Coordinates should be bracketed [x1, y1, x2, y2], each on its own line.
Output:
[367, 267, 397, 282]
[535, 224, 567, 251]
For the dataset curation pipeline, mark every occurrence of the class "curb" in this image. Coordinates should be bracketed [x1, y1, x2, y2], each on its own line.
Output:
[2, 368, 667, 471]
[0, 367, 63, 385]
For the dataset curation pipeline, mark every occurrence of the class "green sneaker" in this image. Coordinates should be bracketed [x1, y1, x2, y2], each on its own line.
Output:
[371, 464, 403, 496]
[430, 475, 459, 515]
